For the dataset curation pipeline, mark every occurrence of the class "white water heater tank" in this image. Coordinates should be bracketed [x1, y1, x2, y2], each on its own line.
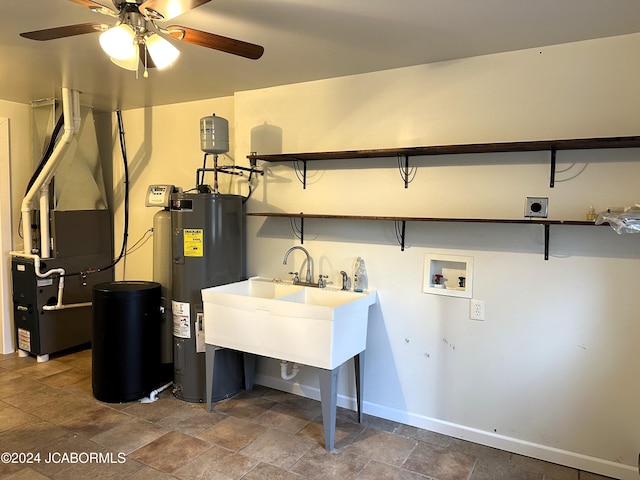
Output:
[200, 114, 229, 154]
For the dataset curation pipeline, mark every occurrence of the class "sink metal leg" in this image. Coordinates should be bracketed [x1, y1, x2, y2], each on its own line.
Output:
[243, 353, 257, 391]
[354, 351, 365, 423]
[318, 366, 339, 451]
[205, 344, 216, 413]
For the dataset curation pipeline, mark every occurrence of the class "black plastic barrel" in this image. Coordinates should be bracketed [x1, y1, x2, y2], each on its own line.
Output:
[92, 281, 161, 403]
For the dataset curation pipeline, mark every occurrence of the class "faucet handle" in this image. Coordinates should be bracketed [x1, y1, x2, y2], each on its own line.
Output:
[318, 274, 328, 288]
[289, 272, 300, 284]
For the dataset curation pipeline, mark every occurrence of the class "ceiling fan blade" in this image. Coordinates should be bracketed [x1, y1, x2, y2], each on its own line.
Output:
[20, 23, 108, 41]
[67, 0, 117, 15]
[167, 26, 264, 60]
[139, 0, 211, 21]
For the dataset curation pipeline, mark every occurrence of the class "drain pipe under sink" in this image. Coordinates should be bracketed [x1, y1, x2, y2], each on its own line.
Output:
[280, 360, 300, 380]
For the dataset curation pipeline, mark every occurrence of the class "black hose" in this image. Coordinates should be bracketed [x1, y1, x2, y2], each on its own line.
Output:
[24, 113, 65, 196]
[111, 109, 130, 266]
[198, 152, 208, 186]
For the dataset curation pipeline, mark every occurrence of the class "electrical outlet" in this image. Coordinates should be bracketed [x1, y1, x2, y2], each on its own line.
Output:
[525, 197, 548, 218]
[469, 299, 485, 320]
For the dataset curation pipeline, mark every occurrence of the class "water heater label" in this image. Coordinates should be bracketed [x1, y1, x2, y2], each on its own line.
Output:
[172, 300, 191, 338]
[183, 229, 203, 257]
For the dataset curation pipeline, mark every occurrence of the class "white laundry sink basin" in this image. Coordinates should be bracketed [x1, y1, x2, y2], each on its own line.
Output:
[202, 276, 377, 369]
[203, 276, 303, 302]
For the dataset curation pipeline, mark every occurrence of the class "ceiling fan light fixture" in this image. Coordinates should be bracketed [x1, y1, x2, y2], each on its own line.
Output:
[146, 33, 180, 69]
[110, 43, 140, 71]
[99, 24, 136, 60]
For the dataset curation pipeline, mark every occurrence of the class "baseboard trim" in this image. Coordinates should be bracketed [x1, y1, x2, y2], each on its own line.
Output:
[254, 373, 636, 480]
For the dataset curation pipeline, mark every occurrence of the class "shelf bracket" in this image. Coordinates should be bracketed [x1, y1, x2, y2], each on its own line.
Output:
[394, 220, 407, 251]
[290, 215, 305, 244]
[549, 147, 556, 188]
[293, 160, 308, 189]
[397, 155, 416, 188]
[544, 224, 550, 260]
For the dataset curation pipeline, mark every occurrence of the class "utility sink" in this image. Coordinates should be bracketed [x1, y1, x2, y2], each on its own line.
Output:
[202, 276, 377, 369]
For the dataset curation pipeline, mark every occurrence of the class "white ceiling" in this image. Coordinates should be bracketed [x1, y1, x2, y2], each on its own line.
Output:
[2, 0, 640, 112]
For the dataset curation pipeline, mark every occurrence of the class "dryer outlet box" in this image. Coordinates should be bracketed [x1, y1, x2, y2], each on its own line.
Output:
[525, 197, 548, 218]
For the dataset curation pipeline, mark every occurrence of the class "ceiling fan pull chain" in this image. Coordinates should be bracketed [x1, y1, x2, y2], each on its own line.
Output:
[143, 43, 148, 78]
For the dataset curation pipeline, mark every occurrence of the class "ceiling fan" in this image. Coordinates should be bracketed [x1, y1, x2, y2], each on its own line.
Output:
[19, 0, 264, 74]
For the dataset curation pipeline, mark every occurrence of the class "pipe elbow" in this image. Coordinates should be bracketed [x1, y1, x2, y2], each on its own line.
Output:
[280, 360, 300, 380]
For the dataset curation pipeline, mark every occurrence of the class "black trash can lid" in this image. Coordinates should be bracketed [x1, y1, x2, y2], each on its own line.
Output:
[93, 281, 161, 293]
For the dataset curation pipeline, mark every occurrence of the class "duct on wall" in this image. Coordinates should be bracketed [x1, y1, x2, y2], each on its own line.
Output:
[53, 106, 108, 212]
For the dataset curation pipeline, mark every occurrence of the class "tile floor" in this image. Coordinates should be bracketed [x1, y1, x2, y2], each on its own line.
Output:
[0, 348, 616, 480]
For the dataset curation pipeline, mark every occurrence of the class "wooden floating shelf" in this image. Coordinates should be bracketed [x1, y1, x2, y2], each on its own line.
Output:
[247, 135, 640, 189]
[247, 136, 640, 163]
[247, 212, 602, 226]
[248, 212, 609, 259]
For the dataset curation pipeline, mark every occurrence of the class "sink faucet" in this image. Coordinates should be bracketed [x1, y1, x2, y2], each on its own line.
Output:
[339, 271, 349, 291]
[282, 246, 313, 284]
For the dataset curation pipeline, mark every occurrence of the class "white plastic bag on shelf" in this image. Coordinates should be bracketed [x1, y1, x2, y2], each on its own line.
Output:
[596, 204, 640, 234]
